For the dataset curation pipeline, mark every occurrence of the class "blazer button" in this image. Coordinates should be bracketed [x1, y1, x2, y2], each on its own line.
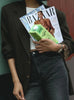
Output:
[26, 75, 30, 79]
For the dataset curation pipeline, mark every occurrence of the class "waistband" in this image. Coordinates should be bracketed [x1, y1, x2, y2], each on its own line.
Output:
[30, 51, 60, 57]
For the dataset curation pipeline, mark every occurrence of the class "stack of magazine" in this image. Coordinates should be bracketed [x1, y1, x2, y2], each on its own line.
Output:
[20, 5, 63, 44]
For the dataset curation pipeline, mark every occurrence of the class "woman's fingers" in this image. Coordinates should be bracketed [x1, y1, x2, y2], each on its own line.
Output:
[20, 88, 25, 100]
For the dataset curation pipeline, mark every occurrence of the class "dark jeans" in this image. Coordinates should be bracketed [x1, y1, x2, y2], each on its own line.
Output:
[25, 51, 69, 100]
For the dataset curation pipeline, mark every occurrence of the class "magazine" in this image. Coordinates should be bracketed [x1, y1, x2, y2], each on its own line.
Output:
[20, 6, 63, 43]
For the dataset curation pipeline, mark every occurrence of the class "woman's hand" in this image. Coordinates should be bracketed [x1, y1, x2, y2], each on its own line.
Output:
[13, 81, 25, 100]
[33, 39, 61, 53]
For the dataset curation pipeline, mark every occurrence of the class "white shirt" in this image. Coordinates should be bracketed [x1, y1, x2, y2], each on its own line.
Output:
[26, 7, 36, 50]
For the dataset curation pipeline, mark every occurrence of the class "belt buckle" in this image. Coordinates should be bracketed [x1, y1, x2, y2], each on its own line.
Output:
[32, 51, 36, 55]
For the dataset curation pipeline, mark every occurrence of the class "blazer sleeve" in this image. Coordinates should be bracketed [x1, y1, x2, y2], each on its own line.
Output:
[57, 10, 74, 56]
[1, 7, 15, 60]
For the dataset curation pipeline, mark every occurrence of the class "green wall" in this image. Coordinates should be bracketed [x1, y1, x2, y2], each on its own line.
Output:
[0, 0, 23, 75]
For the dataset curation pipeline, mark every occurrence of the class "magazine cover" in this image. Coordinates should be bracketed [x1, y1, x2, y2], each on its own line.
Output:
[20, 6, 63, 43]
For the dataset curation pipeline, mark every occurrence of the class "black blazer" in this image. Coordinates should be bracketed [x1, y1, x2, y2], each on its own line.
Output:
[1, 1, 74, 94]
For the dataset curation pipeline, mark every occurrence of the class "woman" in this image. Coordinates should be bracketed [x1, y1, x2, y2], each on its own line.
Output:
[1, 0, 74, 100]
